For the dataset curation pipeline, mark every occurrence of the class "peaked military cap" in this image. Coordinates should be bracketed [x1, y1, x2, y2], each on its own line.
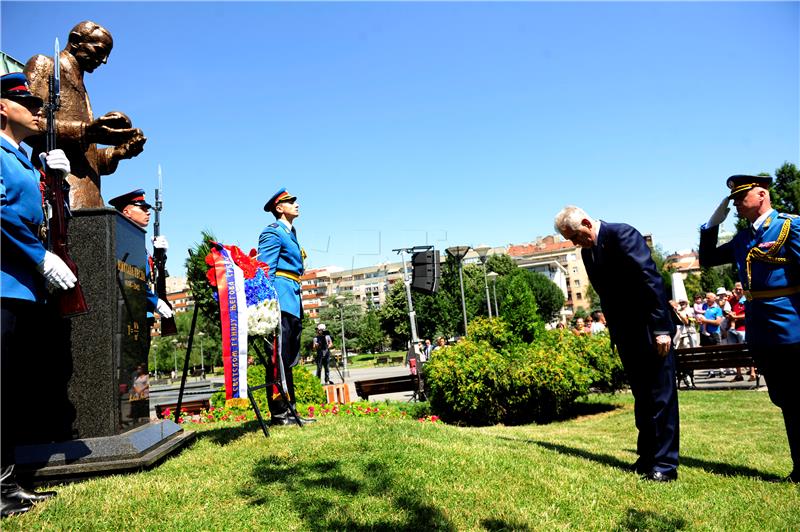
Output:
[264, 187, 297, 212]
[727, 175, 773, 199]
[1, 72, 43, 107]
[108, 189, 152, 211]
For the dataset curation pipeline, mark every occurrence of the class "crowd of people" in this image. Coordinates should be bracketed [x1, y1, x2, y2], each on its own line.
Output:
[670, 283, 756, 383]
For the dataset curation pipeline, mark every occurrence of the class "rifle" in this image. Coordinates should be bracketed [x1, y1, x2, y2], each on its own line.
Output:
[43, 38, 89, 318]
[154, 164, 177, 336]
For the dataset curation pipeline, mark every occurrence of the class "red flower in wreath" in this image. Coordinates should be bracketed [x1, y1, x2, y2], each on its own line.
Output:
[205, 242, 270, 287]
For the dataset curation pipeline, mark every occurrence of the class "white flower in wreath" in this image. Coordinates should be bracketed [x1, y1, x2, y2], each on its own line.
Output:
[246, 299, 280, 338]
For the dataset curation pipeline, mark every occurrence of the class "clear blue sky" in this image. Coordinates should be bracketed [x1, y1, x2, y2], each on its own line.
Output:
[3, 1, 798, 275]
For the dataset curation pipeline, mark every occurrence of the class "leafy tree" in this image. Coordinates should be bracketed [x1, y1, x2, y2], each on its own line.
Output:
[486, 254, 518, 275]
[572, 307, 589, 322]
[649, 244, 672, 298]
[318, 293, 362, 351]
[379, 282, 413, 343]
[586, 285, 602, 312]
[358, 301, 385, 353]
[700, 265, 737, 293]
[150, 311, 220, 375]
[683, 273, 703, 301]
[299, 314, 318, 359]
[499, 274, 543, 343]
[771, 162, 800, 215]
[185, 231, 220, 327]
[494, 269, 564, 323]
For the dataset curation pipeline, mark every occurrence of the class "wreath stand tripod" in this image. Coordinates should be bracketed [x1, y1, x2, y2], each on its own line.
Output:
[174, 304, 303, 439]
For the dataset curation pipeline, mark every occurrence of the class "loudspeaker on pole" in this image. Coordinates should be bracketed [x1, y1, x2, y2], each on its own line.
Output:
[411, 250, 440, 294]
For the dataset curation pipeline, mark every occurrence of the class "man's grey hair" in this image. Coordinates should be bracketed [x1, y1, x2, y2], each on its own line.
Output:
[554, 205, 595, 233]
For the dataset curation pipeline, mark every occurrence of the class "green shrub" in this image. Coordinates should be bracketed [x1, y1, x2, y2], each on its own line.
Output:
[537, 330, 625, 392]
[466, 317, 516, 351]
[424, 326, 625, 426]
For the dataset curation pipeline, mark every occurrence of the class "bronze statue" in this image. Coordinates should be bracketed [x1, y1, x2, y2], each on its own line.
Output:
[25, 21, 146, 209]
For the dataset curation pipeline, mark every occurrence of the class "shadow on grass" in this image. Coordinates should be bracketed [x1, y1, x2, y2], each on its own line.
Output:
[563, 401, 621, 419]
[241, 457, 455, 530]
[503, 437, 782, 482]
[617, 508, 687, 531]
[194, 420, 264, 446]
[481, 518, 532, 531]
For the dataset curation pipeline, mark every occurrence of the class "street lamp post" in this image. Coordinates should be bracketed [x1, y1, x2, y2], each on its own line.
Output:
[335, 295, 349, 377]
[171, 338, 179, 379]
[197, 332, 205, 378]
[446, 245, 471, 335]
[474, 245, 492, 318]
[487, 271, 499, 317]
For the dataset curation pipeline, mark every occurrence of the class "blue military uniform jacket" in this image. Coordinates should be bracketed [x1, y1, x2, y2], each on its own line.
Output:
[1, 137, 46, 302]
[257, 221, 304, 318]
[700, 210, 800, 346]
[581, 222, 674, 350]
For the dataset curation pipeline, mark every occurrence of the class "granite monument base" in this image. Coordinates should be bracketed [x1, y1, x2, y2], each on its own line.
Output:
[14, 209, 193, 480]
[15, 420, 195, 484]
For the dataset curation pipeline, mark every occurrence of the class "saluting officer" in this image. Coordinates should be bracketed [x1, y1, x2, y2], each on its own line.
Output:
[1, 72, 74, 517]
[258, 188, 315, 426]
[700, 175, 800, 483]
[108, 189, 173, 341]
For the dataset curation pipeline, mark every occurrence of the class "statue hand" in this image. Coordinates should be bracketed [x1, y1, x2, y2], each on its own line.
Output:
[87, 112, 139, 146]
[111, 132, 146, 160]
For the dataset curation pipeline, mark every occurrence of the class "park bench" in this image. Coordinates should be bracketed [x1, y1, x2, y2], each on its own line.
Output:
[374, 356, 389, 365]
[389, 355, 405, 364]
[155, 398, 211, 419]
[354, 374, 419, 400]
[674, 343, 760, 388]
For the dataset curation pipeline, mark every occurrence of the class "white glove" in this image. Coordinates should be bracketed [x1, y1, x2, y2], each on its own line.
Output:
[706, 196, 730, 228]
[157, 298, 174, 318]
[152, 235, 169, 251]
[37, 251, 77, 290]
[38, 149, 71, 177]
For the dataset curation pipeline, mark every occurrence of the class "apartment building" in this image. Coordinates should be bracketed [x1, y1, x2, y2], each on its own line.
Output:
[664, 250, 701, 279]
[151, 276, 194, 337]
[301, 263, 407, 320]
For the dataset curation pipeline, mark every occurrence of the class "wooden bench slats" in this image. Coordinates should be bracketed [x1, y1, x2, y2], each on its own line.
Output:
[674, 343, 760, 387]
[354, 375, 418, 399]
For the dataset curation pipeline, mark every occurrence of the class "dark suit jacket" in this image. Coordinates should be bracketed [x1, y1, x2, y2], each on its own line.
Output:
[581, 222, 674, 351]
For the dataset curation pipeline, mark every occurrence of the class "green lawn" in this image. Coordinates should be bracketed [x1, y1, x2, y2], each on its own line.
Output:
[7, 390, 799, 530]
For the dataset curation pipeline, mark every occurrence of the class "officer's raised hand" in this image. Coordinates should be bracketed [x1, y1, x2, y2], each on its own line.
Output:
[706, 196, 730, 227]
[37, 251, 77, 291]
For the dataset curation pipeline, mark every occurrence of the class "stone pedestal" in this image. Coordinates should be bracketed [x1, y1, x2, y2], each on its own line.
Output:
[15, 209, 194, 482]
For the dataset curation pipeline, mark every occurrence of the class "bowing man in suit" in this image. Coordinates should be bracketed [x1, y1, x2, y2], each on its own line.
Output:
[258, 188, 315, 426]
[555, 205, 679, 482]
[699, 175, 800, 483]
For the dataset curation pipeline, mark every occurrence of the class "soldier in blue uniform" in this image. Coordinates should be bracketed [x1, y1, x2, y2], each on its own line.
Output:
[1, 72, 75, 516]
[700, 175, 800, 483]
[258, 188, 315, 426]
[107, 189, 173, 329]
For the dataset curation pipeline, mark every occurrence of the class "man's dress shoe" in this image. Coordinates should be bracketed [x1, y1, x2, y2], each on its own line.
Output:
[0, 498, 32, 518]
[3, 485, 57, 503]
[641, 469, 678, 482]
